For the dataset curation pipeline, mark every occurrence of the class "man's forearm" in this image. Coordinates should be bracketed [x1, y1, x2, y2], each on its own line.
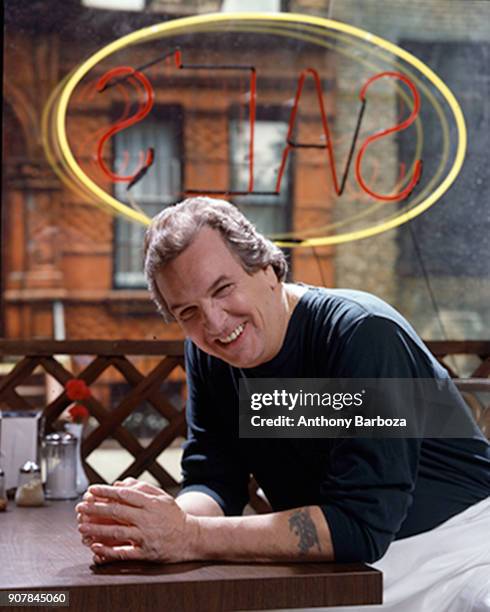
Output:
[176, 491, 224, 517]
[77, 485, 334, 565]
[186, 505, 334, 562]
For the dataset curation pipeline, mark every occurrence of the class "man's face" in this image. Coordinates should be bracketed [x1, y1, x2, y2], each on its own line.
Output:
[155, 227, 285, 368]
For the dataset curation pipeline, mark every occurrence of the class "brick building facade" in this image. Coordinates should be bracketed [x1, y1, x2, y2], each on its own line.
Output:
[3, 0, 488, 348]
[3, 3, 338, 343]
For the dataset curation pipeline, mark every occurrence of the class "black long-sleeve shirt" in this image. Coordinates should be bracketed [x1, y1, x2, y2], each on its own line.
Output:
[179, 287, 490, 563]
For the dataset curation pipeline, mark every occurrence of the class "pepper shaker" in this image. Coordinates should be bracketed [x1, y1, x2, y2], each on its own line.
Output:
[15, 461, 44, 507]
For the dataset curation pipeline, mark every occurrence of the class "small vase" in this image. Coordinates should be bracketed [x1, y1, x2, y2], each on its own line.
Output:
[65, 422, 90, 495]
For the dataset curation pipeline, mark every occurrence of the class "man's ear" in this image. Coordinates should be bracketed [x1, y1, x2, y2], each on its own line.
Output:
[264, 265, 279, 290]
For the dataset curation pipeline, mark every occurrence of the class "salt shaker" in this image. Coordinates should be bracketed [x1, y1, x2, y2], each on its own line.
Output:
[0, 468, 7, 511]
[44, 432, 78, 500]
[15, 461, 44, 507]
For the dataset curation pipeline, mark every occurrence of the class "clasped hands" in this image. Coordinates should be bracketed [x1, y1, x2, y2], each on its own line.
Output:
[76, 478, 198, 565]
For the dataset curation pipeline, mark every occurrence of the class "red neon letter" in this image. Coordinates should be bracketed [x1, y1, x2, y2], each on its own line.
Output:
[175, 50, 257, 195]
[96, 67, 155, 183]
[276, 68, 341, 194]
[355, 72, 422, 202]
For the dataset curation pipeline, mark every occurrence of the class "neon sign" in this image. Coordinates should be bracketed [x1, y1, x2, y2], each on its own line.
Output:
[94, 51, 421, 201]
[43, 13, 466, 247]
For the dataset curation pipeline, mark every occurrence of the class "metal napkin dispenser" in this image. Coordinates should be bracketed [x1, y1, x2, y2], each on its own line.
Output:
[0, 411, 44, 490]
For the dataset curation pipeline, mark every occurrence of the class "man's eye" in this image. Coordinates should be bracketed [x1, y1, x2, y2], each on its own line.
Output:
[179, 308, 197, 321]
[216, 283, 234, 296]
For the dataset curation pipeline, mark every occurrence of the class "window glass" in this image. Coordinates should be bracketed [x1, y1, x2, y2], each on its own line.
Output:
[230, 117, 290, 235]
[113, 113, 181, 287]
[2, 1, 489, 344]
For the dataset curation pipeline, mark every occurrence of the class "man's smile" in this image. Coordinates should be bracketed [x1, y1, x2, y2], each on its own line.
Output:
[217, 322, 246, 345]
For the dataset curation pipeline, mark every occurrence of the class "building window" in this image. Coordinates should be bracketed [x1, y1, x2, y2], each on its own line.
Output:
[229, 108, 292, 236]
[113, 108, 182, 288]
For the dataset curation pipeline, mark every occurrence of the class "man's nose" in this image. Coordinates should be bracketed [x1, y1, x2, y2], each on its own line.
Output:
[202, 302, 227, 335]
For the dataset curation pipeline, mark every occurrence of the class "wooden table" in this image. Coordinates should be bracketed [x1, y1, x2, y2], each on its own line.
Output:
[0, 501, 382, 611]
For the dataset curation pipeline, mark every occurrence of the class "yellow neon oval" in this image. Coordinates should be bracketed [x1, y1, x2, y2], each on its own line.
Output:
[53, 12, 467, 246]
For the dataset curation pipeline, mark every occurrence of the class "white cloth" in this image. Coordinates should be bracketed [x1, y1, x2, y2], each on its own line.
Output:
[272, 496, 490, 612]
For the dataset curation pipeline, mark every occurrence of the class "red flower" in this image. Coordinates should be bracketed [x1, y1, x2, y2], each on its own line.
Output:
[68, 403, 89, 424]
[65, 379, 91, 401]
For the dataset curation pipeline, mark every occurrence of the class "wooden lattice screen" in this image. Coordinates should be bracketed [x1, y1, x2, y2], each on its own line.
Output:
[0, 341, 186, 489]
[0, 340, 489, 492]
[426, 340, 490, 437]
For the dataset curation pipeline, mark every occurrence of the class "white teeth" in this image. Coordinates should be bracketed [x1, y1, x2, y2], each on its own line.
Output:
[219, 324, 245, 344]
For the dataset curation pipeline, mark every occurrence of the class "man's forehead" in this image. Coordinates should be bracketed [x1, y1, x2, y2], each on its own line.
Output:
[178, 226, 238, 268]
[155, 227, 244, 307]
[189, 226, 231, 253]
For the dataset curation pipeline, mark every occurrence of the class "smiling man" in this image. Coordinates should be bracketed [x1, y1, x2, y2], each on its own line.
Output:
[77, 197, 490, 612]
[151, 223, 301, 369]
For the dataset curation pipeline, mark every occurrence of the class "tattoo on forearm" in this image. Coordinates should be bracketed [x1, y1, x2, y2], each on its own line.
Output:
[288, 508, 322, 554]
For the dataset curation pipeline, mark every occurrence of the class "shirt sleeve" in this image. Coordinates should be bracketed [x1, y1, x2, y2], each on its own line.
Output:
[318, 315, 429, 563]
[178, 340, 250, 516]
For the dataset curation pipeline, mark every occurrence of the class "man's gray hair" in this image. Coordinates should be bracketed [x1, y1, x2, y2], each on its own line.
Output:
[144, 197, 288, 322]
